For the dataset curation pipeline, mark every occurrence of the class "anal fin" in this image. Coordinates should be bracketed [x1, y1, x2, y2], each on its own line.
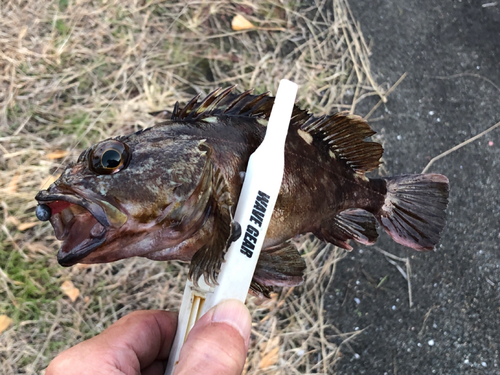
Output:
[316, 209, 378, 250]
[249, 281, 273, 298]
[252, 242, 306, 293]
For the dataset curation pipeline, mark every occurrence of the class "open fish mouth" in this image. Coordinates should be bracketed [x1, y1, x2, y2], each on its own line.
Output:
[35, 191, 110, 266]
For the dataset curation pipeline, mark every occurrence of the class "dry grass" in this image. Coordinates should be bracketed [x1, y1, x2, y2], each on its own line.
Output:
[0, 0, 384, 373]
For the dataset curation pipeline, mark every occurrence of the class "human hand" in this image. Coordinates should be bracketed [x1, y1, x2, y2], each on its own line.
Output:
[45, 299, 251, 375]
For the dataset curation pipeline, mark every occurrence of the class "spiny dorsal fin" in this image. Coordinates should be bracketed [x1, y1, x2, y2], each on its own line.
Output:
[301, 112, 383, 174]
[171, 86, 282, 121]
[170, 86, 311, 123]
[171, 88, 382, 174]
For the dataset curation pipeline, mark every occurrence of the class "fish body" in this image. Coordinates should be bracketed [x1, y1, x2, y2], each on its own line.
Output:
[35, 87, 449, 296]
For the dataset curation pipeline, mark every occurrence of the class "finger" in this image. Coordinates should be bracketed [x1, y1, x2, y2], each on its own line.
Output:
[100, 310, 178, 366]
[174, 299, 251, 375]
[141, 360, 166, 375]
[46, 310, 178, 375]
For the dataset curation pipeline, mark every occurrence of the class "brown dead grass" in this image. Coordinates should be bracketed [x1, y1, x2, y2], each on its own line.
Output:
[0, 0, 384, 373]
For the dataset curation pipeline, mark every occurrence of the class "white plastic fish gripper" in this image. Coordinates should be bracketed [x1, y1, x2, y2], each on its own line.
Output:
[165, 79, 298, 375]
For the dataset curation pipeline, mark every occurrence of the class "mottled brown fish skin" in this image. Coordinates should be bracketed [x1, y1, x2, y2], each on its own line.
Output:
[35, 87, 449, 295]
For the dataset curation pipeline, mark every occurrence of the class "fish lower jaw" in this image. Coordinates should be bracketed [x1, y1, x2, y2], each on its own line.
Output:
[49, 205, 108, 266]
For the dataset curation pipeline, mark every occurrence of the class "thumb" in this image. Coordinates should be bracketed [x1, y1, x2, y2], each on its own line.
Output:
[174, 299, 251, 375]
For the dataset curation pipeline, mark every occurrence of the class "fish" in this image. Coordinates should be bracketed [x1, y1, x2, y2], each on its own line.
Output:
[35, 86, 449, 297]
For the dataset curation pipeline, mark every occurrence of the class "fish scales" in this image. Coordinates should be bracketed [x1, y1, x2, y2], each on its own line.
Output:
[35, 86, 449, 297]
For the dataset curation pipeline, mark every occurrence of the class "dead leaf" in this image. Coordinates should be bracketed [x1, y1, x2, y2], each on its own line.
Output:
[61, 280, 80, 302]
[73, 264, 93, 271]
[40, 174, 60, 189]
[259, 336, 281, 368]
[6, 174, 19, 194]
[0, 315, 13, 334]
[6, 216, 21, 227]
[19, 27, 28, 40]
[17, 222, 38, 231]
[231, 14, 255, 31]
[47, 150, 68, 159]
[259, 346, 280, 368]
[26, 242, 53, 255]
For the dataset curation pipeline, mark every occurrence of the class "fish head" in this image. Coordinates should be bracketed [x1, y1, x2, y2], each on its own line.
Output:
[36, 131, 213, 266]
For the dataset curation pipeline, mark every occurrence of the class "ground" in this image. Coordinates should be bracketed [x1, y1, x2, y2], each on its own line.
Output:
[328, 1, 500, 374]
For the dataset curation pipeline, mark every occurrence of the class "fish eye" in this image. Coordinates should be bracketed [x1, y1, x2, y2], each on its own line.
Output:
[89, 140, 131, 175]
[101, 149, 121, 168]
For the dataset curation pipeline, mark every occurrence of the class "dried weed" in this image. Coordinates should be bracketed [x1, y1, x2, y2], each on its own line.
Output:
[0, 0, 382, 373]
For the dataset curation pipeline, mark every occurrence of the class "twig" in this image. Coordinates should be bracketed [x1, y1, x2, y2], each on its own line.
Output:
[406, 258, 413, 308]
[427, 72, 500, 93]
[418, 305, 437, 337]
[385, 257, 407, 280]
[422, 120, 500, 173]
[373, 246, 407, 263]
[373, 246, 413, 308]
[364, 72, 407, 120]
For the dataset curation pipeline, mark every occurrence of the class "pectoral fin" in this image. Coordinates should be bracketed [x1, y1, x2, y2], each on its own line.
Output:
[189, 168, 234, 286]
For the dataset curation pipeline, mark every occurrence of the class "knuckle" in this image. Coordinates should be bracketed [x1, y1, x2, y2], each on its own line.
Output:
[45, 354, 67, 375]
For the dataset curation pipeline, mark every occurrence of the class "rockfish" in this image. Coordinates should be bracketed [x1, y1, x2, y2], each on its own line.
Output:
[35, 87, 449, 296]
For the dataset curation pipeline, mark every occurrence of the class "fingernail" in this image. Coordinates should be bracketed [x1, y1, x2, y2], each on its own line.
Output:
[211, 299, 251, 350]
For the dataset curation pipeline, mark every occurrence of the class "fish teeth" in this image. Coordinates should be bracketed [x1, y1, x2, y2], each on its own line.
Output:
[90, 222, 105, 237]
[61, 207, 75, 226]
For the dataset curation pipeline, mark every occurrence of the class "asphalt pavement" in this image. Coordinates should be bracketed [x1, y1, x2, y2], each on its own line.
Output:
[325, 1, 500, 374]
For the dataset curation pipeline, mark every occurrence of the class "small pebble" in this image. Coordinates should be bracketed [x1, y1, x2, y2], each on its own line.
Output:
[354, 297, 360, 304]
[482, 362, 487, 368]
[428, 339, 435, 346]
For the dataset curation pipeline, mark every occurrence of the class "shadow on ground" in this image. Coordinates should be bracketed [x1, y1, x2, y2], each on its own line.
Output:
[326, 1, 500, 374]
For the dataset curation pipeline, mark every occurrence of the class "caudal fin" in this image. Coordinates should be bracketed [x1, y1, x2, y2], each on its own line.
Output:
[375, 174, 449, 251]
